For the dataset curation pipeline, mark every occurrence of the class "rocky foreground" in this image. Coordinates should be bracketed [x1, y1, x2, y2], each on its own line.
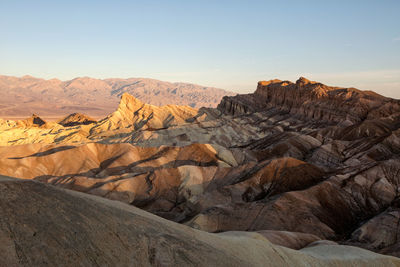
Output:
[1, 77, 400, 265]
[2, 177, 400, 266]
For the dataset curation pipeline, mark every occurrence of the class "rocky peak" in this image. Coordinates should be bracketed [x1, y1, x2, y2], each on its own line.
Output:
[118, 93, 146, 113]
[15, 114, 47, 128]
[63, 77, 112, 92]
[90, 93, 199, 135]
[31, 114, 46, 126]
[296, 76, 314, 86]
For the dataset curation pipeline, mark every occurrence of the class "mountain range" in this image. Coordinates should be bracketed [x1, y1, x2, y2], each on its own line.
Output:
[0, 75, 234, 119]
[1, 77, 400, 266]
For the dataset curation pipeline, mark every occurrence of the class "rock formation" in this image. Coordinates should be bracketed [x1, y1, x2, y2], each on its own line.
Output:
[1, 77, 400, 262]
[0, 94, 198, 145]
[218, 77, 400, 123]
[1, 177, 400, 266]
[90, 93, 198, 136]
[58, 113, 97, 127]
[16, 114, 47, 127]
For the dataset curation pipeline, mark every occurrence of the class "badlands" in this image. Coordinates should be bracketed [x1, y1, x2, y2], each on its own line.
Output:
[1, 77, 400, 266]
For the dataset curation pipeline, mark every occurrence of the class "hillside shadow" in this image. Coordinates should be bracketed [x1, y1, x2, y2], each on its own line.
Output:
[8, 145, 76, 159]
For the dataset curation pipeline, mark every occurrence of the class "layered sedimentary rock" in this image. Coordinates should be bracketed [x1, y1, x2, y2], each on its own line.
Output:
[1, 77, 400, 260]
[1, 177, 400, 266]
[218, 77, 400, 123]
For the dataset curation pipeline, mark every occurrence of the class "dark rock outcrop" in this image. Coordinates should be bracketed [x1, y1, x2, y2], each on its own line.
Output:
[16, 114, 47, 127]
[58, 113, 97, 127]
[218, 77, 400, 123]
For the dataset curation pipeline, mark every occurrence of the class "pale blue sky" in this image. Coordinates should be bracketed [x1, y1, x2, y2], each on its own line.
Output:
[1, 0, 400, 97]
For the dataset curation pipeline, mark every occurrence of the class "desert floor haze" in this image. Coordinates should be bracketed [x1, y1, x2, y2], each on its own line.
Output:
[1, 77, 400, 266]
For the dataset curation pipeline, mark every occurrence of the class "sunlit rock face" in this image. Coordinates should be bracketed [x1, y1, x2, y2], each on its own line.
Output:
[1, 77, 400, 259]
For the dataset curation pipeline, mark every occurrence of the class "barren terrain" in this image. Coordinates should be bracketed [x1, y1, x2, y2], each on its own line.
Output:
[1, 77, 400, 265]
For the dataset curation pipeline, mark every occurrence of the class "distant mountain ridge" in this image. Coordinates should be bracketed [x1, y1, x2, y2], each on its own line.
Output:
[0, 75, 235, 119]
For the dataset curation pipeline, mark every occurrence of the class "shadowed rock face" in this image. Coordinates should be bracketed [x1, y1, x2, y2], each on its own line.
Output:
[58, 113, 97, 127]
[1, 77, 400, 260]
[17, 114, 47, 127]
[1, 177, 400, 266]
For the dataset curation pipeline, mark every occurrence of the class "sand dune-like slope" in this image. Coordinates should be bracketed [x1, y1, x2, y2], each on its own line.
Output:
[1, 177, 400, 266]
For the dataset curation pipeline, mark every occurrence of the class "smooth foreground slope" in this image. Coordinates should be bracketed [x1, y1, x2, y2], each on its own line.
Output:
[0, 75, 234, 118]
[1, 176, 400, 267]
[1, 77, 400, 260]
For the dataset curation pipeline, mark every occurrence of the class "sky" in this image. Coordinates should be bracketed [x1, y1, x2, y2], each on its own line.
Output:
[1, 0, 400, 97]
